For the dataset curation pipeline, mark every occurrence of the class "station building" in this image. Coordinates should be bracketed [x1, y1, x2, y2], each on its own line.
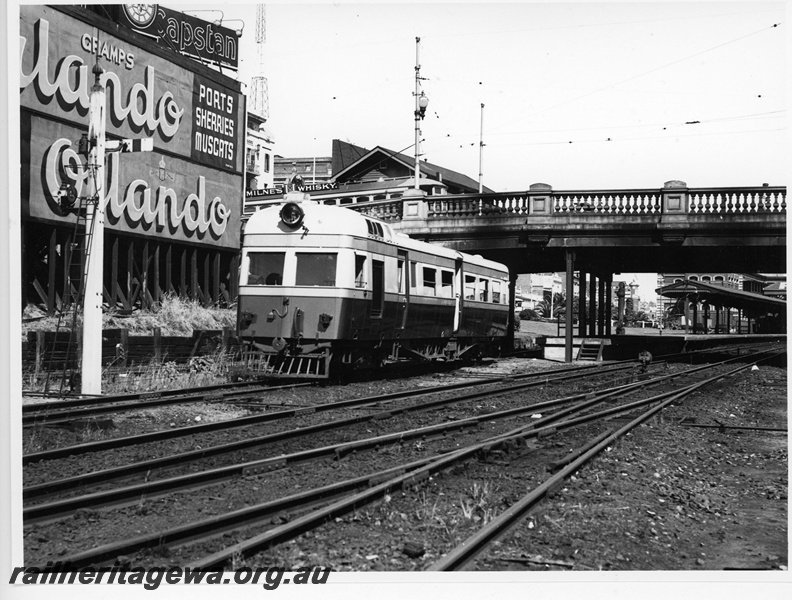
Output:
[20, 5, 246, 314]
[656, 272, 786, 333]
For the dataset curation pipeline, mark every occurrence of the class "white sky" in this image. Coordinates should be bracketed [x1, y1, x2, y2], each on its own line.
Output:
[176, 0, 788, 194]
[12, 1, 787, 299]
[176, 0, 787, 298]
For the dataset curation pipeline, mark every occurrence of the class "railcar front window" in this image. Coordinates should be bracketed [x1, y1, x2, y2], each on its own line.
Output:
[247, 252, 285, 285]
[296, 253, 337, 286]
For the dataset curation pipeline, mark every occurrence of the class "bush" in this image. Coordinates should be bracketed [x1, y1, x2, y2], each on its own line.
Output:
[518, 308, 539, 321]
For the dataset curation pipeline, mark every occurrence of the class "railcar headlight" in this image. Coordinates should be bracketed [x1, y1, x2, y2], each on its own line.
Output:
[280, 202, 305, 228]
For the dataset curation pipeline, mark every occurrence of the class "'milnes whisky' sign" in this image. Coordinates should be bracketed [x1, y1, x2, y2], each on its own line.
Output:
[118, 4, 239, 70]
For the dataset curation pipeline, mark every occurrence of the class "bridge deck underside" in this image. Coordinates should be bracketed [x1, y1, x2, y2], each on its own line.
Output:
[401, 213, 785, 274]
[431, 242, 785, 276]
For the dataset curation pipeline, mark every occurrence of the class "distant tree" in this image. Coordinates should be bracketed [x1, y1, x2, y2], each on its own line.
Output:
[536, 300, 553, 319]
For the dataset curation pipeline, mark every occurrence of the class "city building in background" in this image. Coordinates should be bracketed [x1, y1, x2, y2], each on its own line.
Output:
[514, 273, 564, 311]
[246, 111, 275, 191]
[245, 139, 492, 212]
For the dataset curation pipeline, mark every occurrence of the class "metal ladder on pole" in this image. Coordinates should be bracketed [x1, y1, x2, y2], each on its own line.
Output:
[43, 189, 97, 397]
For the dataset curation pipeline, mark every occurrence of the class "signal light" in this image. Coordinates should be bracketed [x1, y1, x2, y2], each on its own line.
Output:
[280, 202, 305, 228]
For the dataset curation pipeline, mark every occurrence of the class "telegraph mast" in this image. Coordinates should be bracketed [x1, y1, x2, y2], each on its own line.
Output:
[250, 4, 269, 119]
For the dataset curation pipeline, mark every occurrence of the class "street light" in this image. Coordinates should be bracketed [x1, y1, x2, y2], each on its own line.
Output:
[416, 91, 429, 119]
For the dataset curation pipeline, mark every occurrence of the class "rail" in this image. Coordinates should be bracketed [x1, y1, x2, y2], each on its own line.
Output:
[347, 184, 786, 221]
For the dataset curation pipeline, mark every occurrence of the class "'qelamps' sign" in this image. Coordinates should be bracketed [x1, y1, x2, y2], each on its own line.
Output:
[19, 5, 243, 249]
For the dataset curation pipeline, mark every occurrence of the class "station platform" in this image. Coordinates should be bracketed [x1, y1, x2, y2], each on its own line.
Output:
[536, 333, 786, 363]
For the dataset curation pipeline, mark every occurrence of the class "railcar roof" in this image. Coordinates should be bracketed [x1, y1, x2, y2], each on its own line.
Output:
[244, 199, 508, 276]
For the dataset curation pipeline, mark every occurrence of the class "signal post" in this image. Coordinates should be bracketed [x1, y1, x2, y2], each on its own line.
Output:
[80, 61, 151, 395]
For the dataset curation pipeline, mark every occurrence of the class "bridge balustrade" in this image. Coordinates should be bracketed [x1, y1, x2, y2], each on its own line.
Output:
[348, 184, 786, 222]
[688, 189, 786, 214]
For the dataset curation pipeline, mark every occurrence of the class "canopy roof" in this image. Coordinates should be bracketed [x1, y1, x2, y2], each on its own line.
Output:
[656, 279, 786, 314]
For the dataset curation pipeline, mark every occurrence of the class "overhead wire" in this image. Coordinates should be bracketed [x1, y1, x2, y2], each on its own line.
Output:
[492, 21, 783, 133]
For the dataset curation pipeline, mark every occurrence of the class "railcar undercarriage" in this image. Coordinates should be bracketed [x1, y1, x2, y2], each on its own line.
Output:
[235, 336, 502, 380]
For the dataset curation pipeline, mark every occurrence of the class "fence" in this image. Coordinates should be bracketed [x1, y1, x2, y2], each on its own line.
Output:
[22, 328, 239, 374]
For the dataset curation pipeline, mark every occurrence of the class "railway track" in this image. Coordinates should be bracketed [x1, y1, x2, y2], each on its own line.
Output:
[22, 382, 314, 427]
[24, 342, 778, 465]
[22, 360, 637, 464]
[24, 361, 647, 510]
[193, 349, 786, 570]
[21, 347, 784, 568]
[23, 341, 773, 426]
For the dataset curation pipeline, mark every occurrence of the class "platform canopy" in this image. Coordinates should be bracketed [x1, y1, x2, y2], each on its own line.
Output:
[656, 279, 786, 314]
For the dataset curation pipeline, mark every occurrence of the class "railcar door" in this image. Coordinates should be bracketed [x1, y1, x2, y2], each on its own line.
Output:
[371, 259, 384, 318]
[453, 257, 463, 333]
[395, 251, 409, 329]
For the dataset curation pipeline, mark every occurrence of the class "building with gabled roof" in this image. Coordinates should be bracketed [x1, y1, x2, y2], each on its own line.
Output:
[246, 139, 491, 213]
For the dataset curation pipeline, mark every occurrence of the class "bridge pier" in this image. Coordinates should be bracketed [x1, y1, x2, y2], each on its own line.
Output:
[565, 250, 575, 362]
[578, 272, 586, 338]
[588, 273, 597, 337]
[577, 271, 611, 341]
[598, 276, 607, 336]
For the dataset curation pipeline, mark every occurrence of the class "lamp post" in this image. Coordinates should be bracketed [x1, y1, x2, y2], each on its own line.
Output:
[412, 37, 428, 191]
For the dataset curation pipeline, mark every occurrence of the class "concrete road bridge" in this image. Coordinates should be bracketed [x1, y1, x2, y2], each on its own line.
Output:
[348, 180, 785, 361]
[350, 180, 786, 276]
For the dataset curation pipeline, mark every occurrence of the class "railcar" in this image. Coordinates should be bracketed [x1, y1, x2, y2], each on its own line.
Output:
[237, 194, 510, 378]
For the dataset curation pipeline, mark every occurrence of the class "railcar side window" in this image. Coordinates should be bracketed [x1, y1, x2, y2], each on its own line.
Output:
[440, 270, 454, 298]
[355, 255, 367, 288]
[296, 253, 337, 286]
[247, 252, 285, 285]
[492, 280, 502, 303]
[479, 278, 489, 302]
[464, 275, 476, 300]
[422, 267, 437, 296]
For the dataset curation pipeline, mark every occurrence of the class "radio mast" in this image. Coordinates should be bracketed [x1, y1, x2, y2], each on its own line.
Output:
[250, 4, 269, 119]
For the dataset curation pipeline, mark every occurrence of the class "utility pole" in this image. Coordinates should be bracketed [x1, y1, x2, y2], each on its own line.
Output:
[478, 103, 485, 193]
[81, 61, 107, 395]
[412, 37, 428, 191]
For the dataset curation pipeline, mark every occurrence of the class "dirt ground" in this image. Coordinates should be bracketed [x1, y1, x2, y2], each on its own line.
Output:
[479, 361, 788, 571]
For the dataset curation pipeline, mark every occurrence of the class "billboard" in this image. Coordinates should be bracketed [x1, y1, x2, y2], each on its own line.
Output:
[19, 5, 244, 249]
[117, 4, 239, 71]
